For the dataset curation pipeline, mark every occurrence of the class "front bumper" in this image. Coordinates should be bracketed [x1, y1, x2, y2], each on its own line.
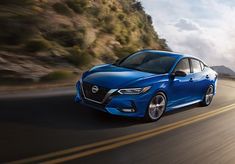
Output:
[75, 81, 151, 118]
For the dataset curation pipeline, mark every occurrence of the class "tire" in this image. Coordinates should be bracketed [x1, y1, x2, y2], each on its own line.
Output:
[145, 92, 167, 122]
[200, 85, 214, 106]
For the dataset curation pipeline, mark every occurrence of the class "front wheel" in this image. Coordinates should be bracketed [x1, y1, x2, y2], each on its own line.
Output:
[145, 92, 167, 122]
[200, 85, 214, 106]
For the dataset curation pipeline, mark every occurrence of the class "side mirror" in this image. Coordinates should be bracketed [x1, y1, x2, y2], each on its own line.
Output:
[172, 71, 187, 77]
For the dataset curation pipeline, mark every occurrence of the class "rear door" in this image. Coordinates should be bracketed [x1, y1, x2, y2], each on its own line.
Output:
[190, 58, 206, 100]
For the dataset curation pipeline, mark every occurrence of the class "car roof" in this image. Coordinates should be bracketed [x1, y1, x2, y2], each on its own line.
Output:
[140, 49, 198, 60]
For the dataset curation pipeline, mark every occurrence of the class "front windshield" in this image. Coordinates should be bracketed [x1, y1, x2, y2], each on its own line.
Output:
[116, 52, 177, 74]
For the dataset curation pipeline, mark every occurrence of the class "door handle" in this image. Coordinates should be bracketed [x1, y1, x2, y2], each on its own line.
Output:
[189, 78, 193, 82]
[206, 75, 209, 79]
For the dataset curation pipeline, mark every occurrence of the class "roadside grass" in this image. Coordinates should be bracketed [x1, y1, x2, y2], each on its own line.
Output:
[44, 29, 85, 48]
[0, 0, 34, 5]
[66, 0, 88, 14]
[114, 46, 137, 58]
[25, 39, 50, 52]
[40, 70, 75, 82]
[53, 2, 72, 16]
[0, 12, 41, 45]
[66, 48, 92, 67]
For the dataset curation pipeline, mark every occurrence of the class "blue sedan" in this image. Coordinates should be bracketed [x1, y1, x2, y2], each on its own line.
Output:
[75, 50, 218, 121]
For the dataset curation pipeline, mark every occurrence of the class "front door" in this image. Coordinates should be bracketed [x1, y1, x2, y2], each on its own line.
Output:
[167, 58, 194, 108]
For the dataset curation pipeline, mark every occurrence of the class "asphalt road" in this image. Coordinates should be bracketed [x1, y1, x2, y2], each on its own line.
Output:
[0, 79, 235, 164]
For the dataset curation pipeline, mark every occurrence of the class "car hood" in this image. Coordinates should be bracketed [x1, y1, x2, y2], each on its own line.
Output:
[82, 64, 167, 89]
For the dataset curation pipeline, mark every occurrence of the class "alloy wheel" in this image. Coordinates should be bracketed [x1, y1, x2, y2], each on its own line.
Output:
[148, 94, 166, 120]
[205, 86, 214, 105]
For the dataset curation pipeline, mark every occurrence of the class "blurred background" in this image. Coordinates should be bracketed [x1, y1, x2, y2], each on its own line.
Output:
[0, 0, 234, 91]
[0, 0, 170, 91]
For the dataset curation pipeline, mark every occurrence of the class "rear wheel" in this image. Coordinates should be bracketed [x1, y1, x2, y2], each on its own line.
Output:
[145, 92, 167, 122]
[200, 85, 214, 106]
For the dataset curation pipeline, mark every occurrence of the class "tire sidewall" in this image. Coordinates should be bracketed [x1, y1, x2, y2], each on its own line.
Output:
[145, 92, 167, 122]
[202, 85, 214, 106]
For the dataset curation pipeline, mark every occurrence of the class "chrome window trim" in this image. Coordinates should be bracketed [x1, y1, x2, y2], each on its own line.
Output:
[80, 80, 117, 104]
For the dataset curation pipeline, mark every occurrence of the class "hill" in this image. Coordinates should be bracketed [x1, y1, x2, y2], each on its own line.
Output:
[0, 0, 169, 84]
[211, 65, 235, 78]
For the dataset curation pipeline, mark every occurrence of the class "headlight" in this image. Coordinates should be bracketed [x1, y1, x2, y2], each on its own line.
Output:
[118, 86, 151, 95]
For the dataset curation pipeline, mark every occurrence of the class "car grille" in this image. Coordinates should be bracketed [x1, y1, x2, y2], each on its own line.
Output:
[82, 82, 110, 103]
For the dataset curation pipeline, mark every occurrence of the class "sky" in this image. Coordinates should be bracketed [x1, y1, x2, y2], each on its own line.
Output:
[140, 0, 235, 70]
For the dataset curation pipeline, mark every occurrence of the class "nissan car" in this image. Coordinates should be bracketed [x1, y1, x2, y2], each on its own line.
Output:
[75, 50, 218, 121]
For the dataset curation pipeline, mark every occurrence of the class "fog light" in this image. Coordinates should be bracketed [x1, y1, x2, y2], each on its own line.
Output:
[121, 108, 135, 113]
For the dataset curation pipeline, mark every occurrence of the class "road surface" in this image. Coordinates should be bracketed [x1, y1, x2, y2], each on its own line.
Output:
[0, 79, 235, 164]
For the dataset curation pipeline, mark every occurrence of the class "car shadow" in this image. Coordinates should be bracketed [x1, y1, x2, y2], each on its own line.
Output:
[0, 95, 144, 131]
[0, 95, 204, 131]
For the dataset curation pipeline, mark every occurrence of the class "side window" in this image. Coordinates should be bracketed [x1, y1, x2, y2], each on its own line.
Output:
[191, 59, 201, 73]
[174, 58, 190, 74]
[200, 62, 205, 71]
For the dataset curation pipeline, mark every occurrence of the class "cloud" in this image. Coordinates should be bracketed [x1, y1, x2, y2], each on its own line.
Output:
[175, 18, 200, 31]
[140, 0, 235, 70]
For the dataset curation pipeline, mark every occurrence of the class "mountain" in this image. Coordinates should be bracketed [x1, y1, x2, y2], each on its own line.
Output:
[0, 0, 169, 83]
[211, 65, 235, 77]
